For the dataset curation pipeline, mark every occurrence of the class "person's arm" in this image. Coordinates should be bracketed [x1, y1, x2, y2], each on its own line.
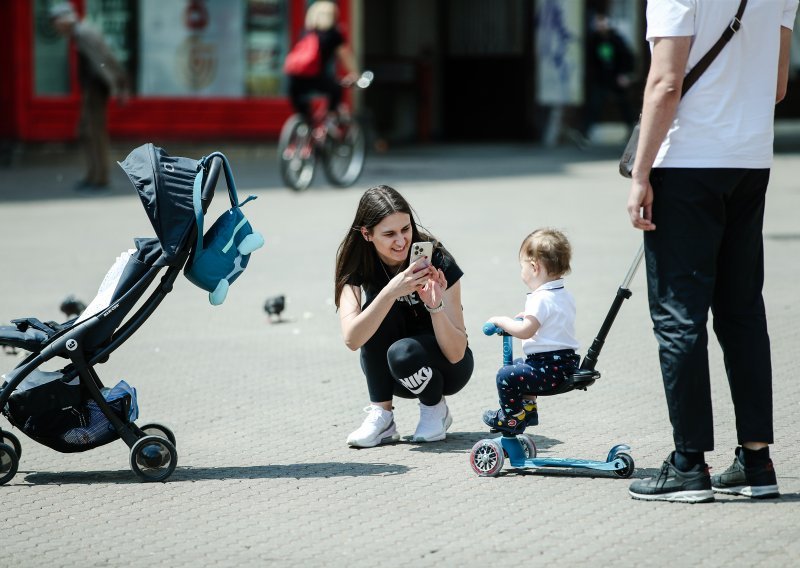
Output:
[338, 261, 432, 351]
[626, 36, 692, 231]
[487, 315, 540, 340]
[416, 267, 467, 363]
[427, 280, 469, 363]
[335, 44, 359, 83]
[777, 26, 792, 103]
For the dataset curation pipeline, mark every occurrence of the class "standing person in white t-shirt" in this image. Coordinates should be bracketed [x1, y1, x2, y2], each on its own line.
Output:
[482, 228, 580, 435]
[627, 0, 797, 503]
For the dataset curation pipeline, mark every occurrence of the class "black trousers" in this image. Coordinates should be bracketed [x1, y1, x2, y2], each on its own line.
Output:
[359, 307, 473, 406]
[288, 74, 342, 117]
[645, 168, 773, 452]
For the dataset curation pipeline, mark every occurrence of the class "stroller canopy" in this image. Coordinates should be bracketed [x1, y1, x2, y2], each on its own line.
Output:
[118, 143, 200, 267]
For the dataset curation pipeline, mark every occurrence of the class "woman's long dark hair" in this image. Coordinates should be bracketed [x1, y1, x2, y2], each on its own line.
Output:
[334, 185, 435, 309]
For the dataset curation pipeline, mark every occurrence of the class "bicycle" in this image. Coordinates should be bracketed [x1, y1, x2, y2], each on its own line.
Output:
[278, 71, 374, 191]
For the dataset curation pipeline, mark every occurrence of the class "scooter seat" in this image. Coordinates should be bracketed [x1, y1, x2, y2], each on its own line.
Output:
[538, 368, 601, 396]
[569, 368, 600, 388]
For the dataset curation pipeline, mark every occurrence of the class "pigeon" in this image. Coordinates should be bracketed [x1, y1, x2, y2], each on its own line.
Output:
[263, 295, 285, 322]
[60, 295, 87, 319]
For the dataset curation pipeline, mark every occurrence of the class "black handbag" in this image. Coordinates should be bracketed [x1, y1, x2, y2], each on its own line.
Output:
[619, 0, 748, 178]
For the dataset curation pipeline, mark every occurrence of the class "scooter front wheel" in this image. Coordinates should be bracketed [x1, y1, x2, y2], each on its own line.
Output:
[470, 439, 505, 477]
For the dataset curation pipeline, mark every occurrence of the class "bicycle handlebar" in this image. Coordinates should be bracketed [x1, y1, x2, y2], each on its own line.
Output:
[341, 70, 374, 89]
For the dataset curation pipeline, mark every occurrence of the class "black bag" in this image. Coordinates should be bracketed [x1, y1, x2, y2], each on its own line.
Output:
[618, 0, 747, 178]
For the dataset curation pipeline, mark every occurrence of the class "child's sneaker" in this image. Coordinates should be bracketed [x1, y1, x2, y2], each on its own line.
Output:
[628, 452, 714, 503]
[408, 398, 452, 442]
[346, 405, 400, 448]
[481, 408, 528, 435]
[712, 447, 779, 499]
[482, 400, 537, 433]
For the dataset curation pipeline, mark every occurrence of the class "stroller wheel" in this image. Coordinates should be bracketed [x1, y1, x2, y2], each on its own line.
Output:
[139, 423, 176, 447]
[613, 452, 635, 478]
[130, 435, 178, 482]
[469, 439, 505, 477]
[1, 430, 22, 460]
[517, 434, 537, 459]
[0, 442, 19, 485]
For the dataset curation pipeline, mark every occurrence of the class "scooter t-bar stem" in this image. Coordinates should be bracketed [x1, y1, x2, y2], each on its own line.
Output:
[621, 243, 645, 289]
[482, 322, 515, 366]
[580, 243, 645, 371]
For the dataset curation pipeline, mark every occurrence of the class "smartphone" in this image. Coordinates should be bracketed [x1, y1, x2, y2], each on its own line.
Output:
[410, 241, 434, 270]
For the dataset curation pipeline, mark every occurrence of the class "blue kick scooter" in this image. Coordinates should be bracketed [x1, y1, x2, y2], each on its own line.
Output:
[469, 244, 644, 478]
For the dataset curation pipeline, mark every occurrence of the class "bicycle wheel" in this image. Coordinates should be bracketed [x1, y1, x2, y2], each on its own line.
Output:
[278, 114, 316, 191]
[322, 118, 366, 187]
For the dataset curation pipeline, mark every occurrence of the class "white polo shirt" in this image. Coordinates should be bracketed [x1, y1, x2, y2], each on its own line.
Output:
[522, 278, 579, 356]
[647, 0, 798, 169]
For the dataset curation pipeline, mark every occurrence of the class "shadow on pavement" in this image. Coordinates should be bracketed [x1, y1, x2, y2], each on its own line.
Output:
[22, 462, 409, 484]
[405, 431, 564, 454]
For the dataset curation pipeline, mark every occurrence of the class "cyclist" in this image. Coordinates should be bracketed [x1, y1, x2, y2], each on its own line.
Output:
[287, 1, 359, 123]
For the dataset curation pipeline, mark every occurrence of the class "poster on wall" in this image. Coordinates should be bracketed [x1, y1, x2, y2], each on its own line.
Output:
[139, 0, 244, 97]
[245, 0, 288, 97]
[535, 0, 584, 106]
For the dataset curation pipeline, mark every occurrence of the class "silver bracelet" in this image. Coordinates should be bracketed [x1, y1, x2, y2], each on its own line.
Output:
[425, 299, 445, 313]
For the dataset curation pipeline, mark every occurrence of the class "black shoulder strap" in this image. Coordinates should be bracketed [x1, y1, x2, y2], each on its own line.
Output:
[681, 0, 747, 96]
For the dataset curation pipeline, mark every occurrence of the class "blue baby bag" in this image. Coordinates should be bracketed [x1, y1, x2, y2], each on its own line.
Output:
[184, 152, 264, 305]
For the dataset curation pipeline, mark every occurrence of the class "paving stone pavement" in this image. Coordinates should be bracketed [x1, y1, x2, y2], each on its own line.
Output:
[1, 142, 799, 567]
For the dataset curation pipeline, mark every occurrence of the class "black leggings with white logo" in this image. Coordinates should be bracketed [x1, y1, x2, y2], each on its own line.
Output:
[360, 318, 473, 406]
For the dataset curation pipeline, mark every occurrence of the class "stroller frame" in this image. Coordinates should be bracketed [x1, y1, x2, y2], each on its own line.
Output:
[469, 244, 644, 478]
[0, 154, 227, 484]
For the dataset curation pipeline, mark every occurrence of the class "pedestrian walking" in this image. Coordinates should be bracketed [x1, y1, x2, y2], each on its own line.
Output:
[50, 2, 130, 191]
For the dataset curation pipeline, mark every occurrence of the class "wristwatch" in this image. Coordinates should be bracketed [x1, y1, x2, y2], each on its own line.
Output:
[425, 299, 445, 313]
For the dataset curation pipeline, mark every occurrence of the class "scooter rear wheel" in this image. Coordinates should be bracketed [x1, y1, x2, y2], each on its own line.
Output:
[613, 452, 635, 478]
[470, 439, 505, 477]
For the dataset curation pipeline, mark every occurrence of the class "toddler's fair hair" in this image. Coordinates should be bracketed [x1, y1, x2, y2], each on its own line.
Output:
[519, 228, 572, 277]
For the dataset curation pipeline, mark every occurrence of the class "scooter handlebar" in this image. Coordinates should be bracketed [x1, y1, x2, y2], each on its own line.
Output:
[483, 322, 506, 336]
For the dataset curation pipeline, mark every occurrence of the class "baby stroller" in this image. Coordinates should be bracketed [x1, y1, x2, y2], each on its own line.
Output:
[0, 144, 260, 484]
[470, 245, 644, 477]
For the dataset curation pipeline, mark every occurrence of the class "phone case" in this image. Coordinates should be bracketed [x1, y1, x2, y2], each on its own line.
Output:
[410, 242, 433, 264]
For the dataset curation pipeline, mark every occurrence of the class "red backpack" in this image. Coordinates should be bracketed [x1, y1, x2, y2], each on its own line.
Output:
[283, 32, 321, 77]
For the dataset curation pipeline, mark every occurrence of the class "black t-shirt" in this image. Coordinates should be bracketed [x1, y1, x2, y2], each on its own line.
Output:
[349, 246, 463, 336]
[316, 27, 345, 70]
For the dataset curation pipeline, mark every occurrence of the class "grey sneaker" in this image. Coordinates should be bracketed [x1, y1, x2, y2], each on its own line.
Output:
[629, 452, 714, 503]
[712, 447, 779, 499]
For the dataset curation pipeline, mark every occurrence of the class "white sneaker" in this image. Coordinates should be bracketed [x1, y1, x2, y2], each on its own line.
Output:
[409, 398, 452, 442]
[346, 405, 400, 448]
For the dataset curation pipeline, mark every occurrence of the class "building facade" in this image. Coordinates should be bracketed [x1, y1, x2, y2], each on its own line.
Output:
[2, 0, 798, 145]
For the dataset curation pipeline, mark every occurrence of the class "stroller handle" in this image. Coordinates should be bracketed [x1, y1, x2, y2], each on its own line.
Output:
[200, 156, 223, 214]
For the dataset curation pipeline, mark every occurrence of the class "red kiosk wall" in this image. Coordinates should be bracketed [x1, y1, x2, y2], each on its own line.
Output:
[7, 0, 350, 142]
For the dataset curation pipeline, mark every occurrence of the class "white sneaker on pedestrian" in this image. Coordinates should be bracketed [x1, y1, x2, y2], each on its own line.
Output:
[409, 398, 452, 442]
[346, 405, 400, 448]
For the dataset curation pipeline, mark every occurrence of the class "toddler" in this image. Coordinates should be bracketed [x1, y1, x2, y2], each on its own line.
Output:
[482, 228, 580, 435]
